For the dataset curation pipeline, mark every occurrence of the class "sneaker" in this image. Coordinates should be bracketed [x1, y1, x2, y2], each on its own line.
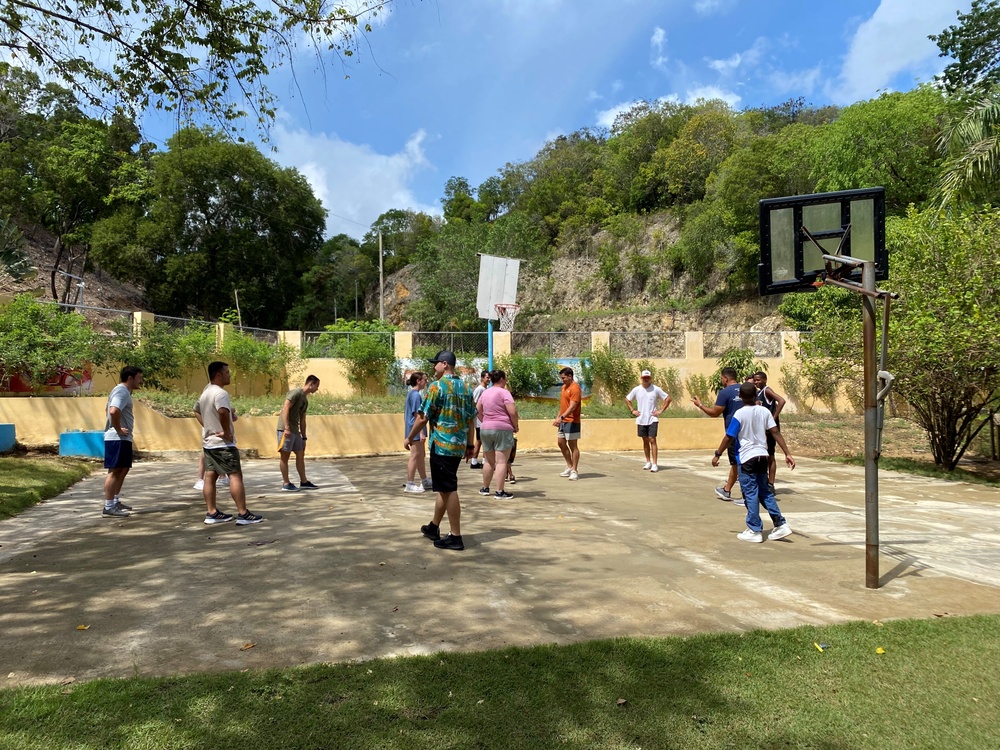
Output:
[642, 461, 652, 470]
[403, 482, 425, 493]
[568, 470, 579, 481]
[204, 510, 234, 524]
[650, 464, 659, 473]
[715, 486, 732, 501]
[478, 486, 491, 496]
[507, 473, 516, 484]
[299, 481, 319, 490]
[193, 479, 205, 490]
[219, 475, 230, 486]
[769, 524, 792, 541]
[494, 490, 514, 499]
[433, 534, 465, 551]
[559, 468, 573, 477]
[102, 504, 130, 518]
[420, 522, 441, 540]
[737, 529, 763, 543]
[236, 511, 264, 525]
[732, 498, 746, 507]
[421, 478, 433, 490]
[470, 460, 482, 469]
[281, 483, 299, 492]
[115, 498, 133, 511]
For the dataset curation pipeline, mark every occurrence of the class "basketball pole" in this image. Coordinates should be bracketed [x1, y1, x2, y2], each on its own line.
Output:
[862, 261, 880, 589]
[488, 318, 494, 371]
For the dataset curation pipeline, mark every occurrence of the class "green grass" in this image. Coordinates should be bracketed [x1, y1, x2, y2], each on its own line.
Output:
[2, 616, 998, 749]
[0, 456, 94, 519]
[830, 456, 1000, 487]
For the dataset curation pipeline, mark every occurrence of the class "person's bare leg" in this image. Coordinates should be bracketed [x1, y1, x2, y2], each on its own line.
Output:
[203, 470, 219, 514]
[227, 472, 248, 515]
[495, 449, 510, 492]
[725, 464, 738, 492]
[568, 440, 580, 471]
[415, 442, 427, 481]
[432, 492, 447, 526]
[279, 451, 292, 484]
[407, 444, 419, 483]
[768, 455, 777, 484]
[295, 450, 307, 483]
[443, 491, 461, 536]
[482, 451, 496, 489]
[642, 437, 651, 463]
[104, 468, 128, 501]
[649, 436, 658, 466]
[558, 437, 573, 467]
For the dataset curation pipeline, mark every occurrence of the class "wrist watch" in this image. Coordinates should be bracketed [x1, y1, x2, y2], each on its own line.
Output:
[714, 450, 721, 457]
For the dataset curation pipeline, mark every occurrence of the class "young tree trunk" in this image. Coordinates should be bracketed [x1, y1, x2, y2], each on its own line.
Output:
[49, 235, 64, 301]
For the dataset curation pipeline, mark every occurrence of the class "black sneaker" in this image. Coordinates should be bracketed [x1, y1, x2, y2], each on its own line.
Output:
[433, 534, 464, 551]
[494, 490, 514, 499]
[478, 486, 490, 496]
[421, 522, 441, 540]
[115, 500, 133, 511]
[299, 481, 319, 489]
[236, 511, 264, 525]
[204, 510, 234, 524]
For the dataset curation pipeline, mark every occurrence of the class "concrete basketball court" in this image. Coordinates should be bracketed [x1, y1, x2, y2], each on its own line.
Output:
[3, 450, 1000, 687]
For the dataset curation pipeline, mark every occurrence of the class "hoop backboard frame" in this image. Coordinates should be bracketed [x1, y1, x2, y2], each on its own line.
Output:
[476, 254, 521, 320]
[758, 187, 886, 297]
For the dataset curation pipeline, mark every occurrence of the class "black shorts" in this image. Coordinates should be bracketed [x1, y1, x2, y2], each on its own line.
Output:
[104, 440, 133, 469]
[727, 443, 738, 466]
[638, 423, 658, 438]
[475, 427, 481, 442]
[429, 444, 461, 493]
[766, 431, 776, 457]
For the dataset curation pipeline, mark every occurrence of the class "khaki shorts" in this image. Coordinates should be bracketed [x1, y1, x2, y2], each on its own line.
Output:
[204, 447, 241, 476]
[277, 431, 305, 453]
[480, 429, 515, 453]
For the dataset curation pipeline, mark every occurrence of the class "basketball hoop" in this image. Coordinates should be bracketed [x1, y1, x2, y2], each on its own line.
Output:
[494, 303, 520, 332]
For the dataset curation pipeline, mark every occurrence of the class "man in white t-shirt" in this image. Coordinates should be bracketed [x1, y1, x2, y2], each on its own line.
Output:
[624, 370, 671, 472]
[193, 361, 264, 526]
[711, 382, 795, 543]
[102, 366, 143, 518]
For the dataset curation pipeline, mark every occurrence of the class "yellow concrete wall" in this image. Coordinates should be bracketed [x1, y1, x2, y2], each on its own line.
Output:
[0, 396, 723, 454]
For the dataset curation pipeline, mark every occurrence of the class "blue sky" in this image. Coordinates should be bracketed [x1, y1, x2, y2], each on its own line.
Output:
[250, 0, 970, 238]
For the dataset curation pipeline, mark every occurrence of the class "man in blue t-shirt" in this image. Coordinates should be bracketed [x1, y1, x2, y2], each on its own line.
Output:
[692, 367, 744, 503]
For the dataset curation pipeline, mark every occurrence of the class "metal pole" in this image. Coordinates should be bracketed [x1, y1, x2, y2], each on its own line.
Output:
[862, 261, 880, 589]
[488, 319, 494, 371]
[378, 231, 384, 322]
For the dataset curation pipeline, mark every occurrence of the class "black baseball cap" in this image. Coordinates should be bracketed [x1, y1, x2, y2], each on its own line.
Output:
[428, 350, 457, 366]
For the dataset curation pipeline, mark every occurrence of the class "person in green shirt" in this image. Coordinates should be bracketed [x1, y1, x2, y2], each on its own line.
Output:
[404, 350, 476, 551]
[276, 374, 321, 491]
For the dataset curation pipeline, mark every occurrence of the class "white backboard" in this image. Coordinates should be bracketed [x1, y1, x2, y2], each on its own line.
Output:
[476, 254, 520, 320]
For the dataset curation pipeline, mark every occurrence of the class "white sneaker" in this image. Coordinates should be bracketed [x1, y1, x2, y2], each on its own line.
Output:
[642, 462, 652, 470]
[403, 482, 425, 493]
[219, 475, 230, 486]
[650, 464, 658, 473]
[193, 479, 204, 490]
[568, 470, 579, 481]
[737, 529, 763, 543]
[559, 468, 573, 477]
[422, 478, 433, 490]
[769, 524, 792, 541]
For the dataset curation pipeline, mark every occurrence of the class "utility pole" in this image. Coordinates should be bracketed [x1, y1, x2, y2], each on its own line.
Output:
[378, 231, 384, 321]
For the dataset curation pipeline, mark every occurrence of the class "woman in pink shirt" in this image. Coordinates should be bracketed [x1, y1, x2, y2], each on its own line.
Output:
[476, 369, 519, 499]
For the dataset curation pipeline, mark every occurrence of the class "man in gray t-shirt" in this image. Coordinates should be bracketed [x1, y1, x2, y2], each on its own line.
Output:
[102, 366, 143, 518]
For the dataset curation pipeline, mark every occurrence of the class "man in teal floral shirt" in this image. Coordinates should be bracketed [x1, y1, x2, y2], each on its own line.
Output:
[404, 350, 477, 551]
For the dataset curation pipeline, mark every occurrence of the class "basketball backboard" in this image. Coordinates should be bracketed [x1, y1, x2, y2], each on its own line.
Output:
[476, 254, 520, 320]
[758, 187, 886, 296]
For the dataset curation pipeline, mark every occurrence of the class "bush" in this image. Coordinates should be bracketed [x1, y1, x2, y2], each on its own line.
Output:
[100, 319, 183, 389]
[495, 351, 558, 399]
[584, 345, 635, 403]
[711, 347, 767, 392]
[313, 320, 399, 392]
[685, 373, 711, 403]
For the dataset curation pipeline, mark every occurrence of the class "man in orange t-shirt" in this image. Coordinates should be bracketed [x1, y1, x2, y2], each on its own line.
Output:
[552, 366, 582, 480]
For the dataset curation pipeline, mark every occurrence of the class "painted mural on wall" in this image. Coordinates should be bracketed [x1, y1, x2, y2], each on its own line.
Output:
[0, 364, 94, 395]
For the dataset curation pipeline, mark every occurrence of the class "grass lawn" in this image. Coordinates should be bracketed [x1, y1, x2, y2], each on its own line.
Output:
[2, 616, 998, 749]
[0, 455, 94, 519]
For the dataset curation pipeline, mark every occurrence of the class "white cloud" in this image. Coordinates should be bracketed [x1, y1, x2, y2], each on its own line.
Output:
[768, 65, 823, 97]
[596, 100, 643, 129]
[707, 37, 767, 75]
[708, 53, 742, 75]
[694, 0, 736, 16]
[271, 123, 438, 238]
[651, 26, 668, 69]
[828, 0, 964, 104]
[685, 85, 741, 106]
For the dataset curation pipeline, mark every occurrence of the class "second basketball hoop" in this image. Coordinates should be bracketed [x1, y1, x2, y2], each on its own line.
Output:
[494, 303, 520, 332]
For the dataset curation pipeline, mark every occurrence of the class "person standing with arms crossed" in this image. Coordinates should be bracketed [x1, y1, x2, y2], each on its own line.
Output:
[554, 367, 582, 481]
[692, 367, 743, 503]
[277, 374, 321, 491]
[624, 369, 671, 473]
[194, 361, 264, 525]
[102, 366, 143, 518]
[404, 351, 477, 551]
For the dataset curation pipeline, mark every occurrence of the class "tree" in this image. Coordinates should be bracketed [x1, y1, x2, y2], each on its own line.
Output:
[0, 0, 393, 136]
[811, 87, 947, 213]
[793, 207, 1000, 470]
[285, 233, 371, 329]
[935, 89, 1000, 207]
[931, 0, 1000, 94]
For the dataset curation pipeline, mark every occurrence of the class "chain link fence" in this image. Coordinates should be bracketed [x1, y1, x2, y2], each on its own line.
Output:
[704, 331, 783, 358]
[412, 332, 490, 359]
[608, 331, 686, 359]
[510, 332, 591, 359]
[302, 331, 394, 358]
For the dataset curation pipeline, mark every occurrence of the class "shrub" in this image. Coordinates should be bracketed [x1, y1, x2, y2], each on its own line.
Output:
[711, 347, 767, 392]
[584, 345, 635, 403]
[495, 351, 558, 399]
[685, 373, 711, 403]
[100, 319, 183, 389]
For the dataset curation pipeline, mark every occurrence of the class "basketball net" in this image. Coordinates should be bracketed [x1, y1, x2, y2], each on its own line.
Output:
[494, 303, 520, 332]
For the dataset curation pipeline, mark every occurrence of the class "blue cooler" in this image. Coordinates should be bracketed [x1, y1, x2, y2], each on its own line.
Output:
[0, 424, 14, 452]
[59, 430, 106, 458]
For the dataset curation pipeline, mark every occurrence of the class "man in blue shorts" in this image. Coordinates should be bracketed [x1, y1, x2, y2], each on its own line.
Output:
[692, 367, 743, 503]
[102, 366, 143, 518]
